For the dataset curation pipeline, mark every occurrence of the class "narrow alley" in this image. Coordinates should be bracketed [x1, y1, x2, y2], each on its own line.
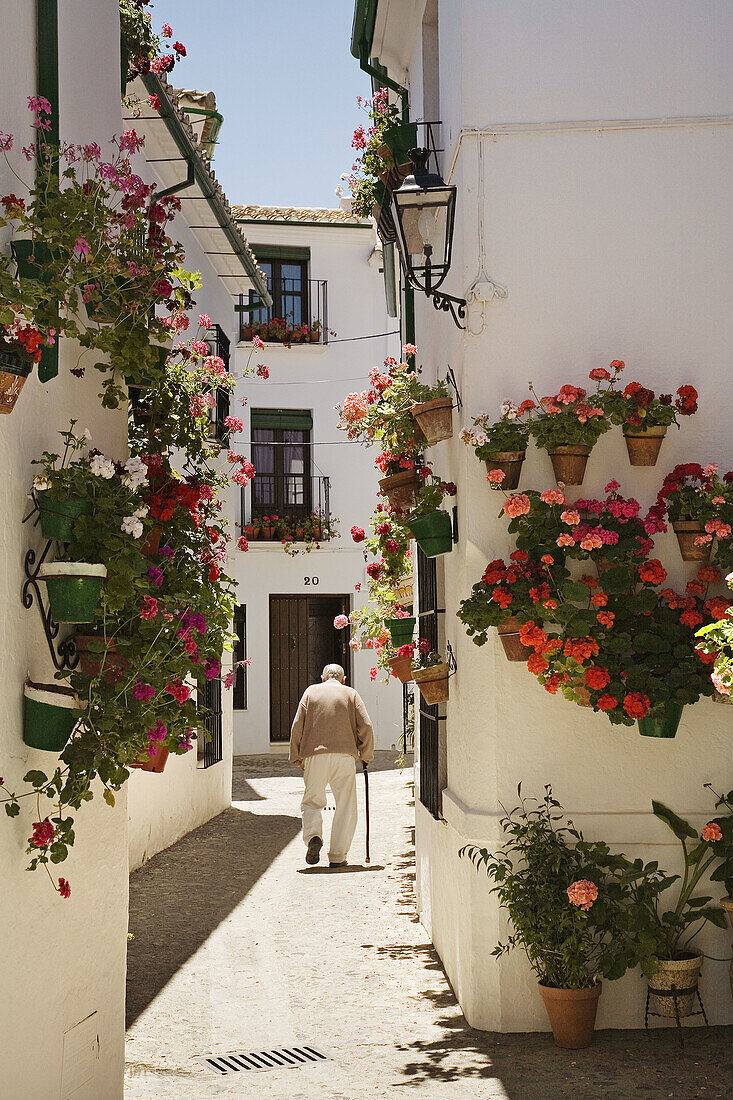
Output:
[125, 755, 732, 1100]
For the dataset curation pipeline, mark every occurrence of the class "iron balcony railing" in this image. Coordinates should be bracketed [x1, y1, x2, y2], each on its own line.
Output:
[242, 473, 331, 541]
[238, 278, 328, 345]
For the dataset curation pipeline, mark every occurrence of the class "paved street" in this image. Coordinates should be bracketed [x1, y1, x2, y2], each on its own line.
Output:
[125, 754, 733, 1099]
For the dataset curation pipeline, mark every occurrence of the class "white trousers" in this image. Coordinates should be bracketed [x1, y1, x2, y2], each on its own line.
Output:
[301, 753, 358, 862]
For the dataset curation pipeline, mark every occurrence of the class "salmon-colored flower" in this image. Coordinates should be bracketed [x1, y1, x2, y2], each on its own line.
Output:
[567, 879, 598, 910]
[702, 822, 722, 842]
[503, 494, 531, 518]
[561, 510, 580, 526]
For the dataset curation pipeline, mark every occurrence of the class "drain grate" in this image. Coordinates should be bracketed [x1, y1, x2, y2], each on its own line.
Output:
[199, 1046, 329, 1075]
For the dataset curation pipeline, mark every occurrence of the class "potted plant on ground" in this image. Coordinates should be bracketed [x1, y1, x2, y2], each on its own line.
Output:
[407, 475, 457, 557]
[411, 639, 450, 703]
[460, 786, 663, 1048]
[601, 375, 698, 466]
[460, 401, 534, 490]
[528, 370, 617, 485]
[644, 463, 733, 564]
[410, 377, 454, 446]
[638, 801, 729, 1019]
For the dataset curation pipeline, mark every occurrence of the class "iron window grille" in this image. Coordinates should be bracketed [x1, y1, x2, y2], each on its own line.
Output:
[417, 547, 444, 820]
[206, 323, 231, 441]
[197, 673, 223, 768]
[238, 259, 328, 344]
[233, 605, 247, 710]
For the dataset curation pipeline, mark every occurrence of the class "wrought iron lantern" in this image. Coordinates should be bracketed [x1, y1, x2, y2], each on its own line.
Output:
[391, 148, 466, 328]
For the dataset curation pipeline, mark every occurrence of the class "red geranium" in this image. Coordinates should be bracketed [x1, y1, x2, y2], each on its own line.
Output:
[623, 692, 650, 719]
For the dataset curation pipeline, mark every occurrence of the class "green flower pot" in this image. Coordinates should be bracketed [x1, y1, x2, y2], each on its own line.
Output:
[24, 683, 82, 752]
[13, 239, 53, 284]
[39, 562, 106, 624]
[38, 496, 91, 542]
[638, 702, 684, 739]
[387, 616, 416, 647]
[409, 510, 453, 557]
[383, 122, 418, 167]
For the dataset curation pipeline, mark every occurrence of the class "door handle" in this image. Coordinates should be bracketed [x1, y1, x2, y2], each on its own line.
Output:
[290, 635, 296, 650]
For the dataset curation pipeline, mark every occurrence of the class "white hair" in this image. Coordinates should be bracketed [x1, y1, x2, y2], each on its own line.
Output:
[322, 664, 345, 681]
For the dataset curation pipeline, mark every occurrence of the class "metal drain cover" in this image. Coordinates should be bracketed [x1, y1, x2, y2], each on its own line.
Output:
[199, 1046, 329, 1074]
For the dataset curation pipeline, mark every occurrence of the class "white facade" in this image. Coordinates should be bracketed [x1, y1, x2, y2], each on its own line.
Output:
[366, 0, 733, 1031]
[230, 211, 404, 755]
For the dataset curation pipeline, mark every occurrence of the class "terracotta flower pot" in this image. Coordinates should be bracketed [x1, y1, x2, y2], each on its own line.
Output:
[260, 526, 275, 541]
[388, 654, 413, 684]
[130, 743, 170, 774]
[547, 445, 591, 486]
[673, 519, 710, 562]
[538, 983, 601, 1049]
[497, 616, 532, 662]
[378, 470, 419, 511]
[721, 899, 733, 1002]
[413, 663, 450, 703]
[484, 452, 525, 491]
[141, 524, 162, 558]
[75, 634, 129, 684]
[624, 425, 667, 466]
[411, 397, 454, 445]
[647, 956, 703, 1019]
[0, 346, 33, 414]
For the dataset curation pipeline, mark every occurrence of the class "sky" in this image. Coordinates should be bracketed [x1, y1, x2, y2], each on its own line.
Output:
[155, 0, 371, 209]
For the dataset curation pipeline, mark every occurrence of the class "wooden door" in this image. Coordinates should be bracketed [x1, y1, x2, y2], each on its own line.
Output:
[269, 596, 309, 742]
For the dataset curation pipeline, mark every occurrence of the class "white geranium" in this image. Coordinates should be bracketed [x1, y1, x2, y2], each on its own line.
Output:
[133, 505, 149, 519]
[33, 474, 52, 491]
[473, 430, 489, 446]
[500, 401, 518, 420]
[81, 428, 92, 443]
[122, 455, 148, 489]
[90, 453, 115, 479]
[121, 515, 144, 539]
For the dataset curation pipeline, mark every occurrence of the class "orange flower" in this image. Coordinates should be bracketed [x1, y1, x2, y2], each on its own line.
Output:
[596, 611, 615, 627]
[585, 666, 610, 691]
[638, 559, 667, 586]
[623, 692, 650, 719]
[527, 652, 549, 675]
[560, 510, 580, 526]
[590, 592, 608, 607]
[698, 565, 721, 583]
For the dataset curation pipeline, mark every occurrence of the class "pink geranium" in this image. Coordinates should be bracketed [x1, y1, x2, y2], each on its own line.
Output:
[503, 494, 531, 518]
[702, 822, 723, 842]
[333, 614, 350, 629]
[567, 879, 598, 911]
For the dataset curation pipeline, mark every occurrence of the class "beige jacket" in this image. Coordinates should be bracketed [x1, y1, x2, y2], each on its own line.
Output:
[289, 679, 374, 764]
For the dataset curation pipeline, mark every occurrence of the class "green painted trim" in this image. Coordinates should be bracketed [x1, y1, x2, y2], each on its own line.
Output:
[179, 105, 224, 160]
[37, 0, 59, 381]
[141, 73, 272, 307]
[351, 0, 378, 59]
[251, 408, 312, 431]
[252, 245, 311, 262]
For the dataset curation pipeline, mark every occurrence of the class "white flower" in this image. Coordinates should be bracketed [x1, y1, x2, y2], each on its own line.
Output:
[82, 428, 92, 443]
[90, 453, 116, 479]
[121, 515, 144, 539]
[133, 505, 149, 519]
[501, 401, 518, 420]
[473, 430, 488, 446]
[459, 427, 473, 444]
[33, 474, 52, 491]
[122, 455, 148, 489]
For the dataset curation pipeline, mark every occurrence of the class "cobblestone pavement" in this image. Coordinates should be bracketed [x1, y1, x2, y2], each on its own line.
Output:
[126, 753, 733, 1099]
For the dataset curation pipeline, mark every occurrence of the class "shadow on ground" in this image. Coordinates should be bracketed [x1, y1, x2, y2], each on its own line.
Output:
[233, 749, 413, 781]
[126, 806, 299, 1027]
[298, 863, 386, 874]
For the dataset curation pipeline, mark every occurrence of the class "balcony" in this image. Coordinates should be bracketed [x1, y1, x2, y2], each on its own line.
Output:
[238, 277, 328, 345]
[242, 473, 332, 542]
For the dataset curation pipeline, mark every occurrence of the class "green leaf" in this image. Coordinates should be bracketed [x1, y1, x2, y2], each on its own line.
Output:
[652, 800, 697, 841]
[103, 789, 115, 807]
[5, 802, 20, 818]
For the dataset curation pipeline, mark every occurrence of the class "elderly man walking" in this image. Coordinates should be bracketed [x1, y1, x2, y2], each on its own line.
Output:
[290, 664, 374, 867]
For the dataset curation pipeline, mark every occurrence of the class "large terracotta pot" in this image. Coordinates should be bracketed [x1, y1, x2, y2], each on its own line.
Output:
[484, 452, 525, 491]
[388, 653, 413, 684]
[141, 524, 162, 559]
[721, 899, 733, 1001]
[538, 983, 601, 1049]
[547, 445, 591, 486]
[497, 616, 532, 662]
[378, 470, 418, 511]
[0, 346, 33, 414]
[624, 425, 667, 466]
[413, 663, 450, 704]
[411, 397, 453, 445]
[130, 744, 170, 773]
[647, 956, 703, 1018]
[672, 519, 710, 562]
[75, 634, 129, 684]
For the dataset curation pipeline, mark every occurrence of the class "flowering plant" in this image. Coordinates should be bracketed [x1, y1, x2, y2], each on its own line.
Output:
[240, 316, 332, 346]
[337, 353, 433, 458]
[457, 551, 568, 644]
[409, 473, 457, 519]
[347, 89, 404, 219]
[411, 639, 444, 671]
[704, 786, 733, 899]
[120, 1, 186, 85]
[527, 376, 614, 451]
[695, 568, 733, 694]
[460, 401, 533, 459]
[566, 482, 652, 566]
[460, 786, 666, 986]
[644, 462, 733, 546]
[602, 376, 698, 433]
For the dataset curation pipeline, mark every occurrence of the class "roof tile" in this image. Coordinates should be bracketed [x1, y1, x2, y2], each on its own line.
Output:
[231, 204, 370, 226]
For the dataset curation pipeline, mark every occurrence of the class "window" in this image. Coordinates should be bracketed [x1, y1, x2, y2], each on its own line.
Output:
[251, 257, 308, 327]
[249, 408, 313, 519]
[233, 605, 247, 710]
[417, 547, 445, 819]
[197, 674, 223, 768]
[206, 323, 231, 441]
[238, 246, 328, 345]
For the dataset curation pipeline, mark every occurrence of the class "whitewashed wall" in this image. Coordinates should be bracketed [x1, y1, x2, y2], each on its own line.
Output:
[0, 3, 128, 1097]
[401, 0, 733, 1030]
[231, 221, 404, 755]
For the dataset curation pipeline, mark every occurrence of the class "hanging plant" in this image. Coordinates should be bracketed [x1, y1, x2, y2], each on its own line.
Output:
[461, 401, 534, 490]
[601, 371, 698, 466]
[644, 462, 733, 565]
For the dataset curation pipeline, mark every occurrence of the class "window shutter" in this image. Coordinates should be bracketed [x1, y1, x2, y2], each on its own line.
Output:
[251, 408, 313, 431]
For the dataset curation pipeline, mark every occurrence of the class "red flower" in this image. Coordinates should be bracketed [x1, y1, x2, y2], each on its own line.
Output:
[384, 539, 400, 554]
[351, 526, 366, 543]
[418, 466, 431, 479]
[585, 666, 610, 691]
[527, 652, 548, 675]
[590, 592, 608, 607]
[510, 550, 529, 563]
[366, 562, 383, 580]
[208, 563, 220, 582]
[491, 587, 513, 609]
[58, 877, 71, 899]
[638, 559, 667, 586]
[30, 819, 55, 848]
[596, 694, 618, 711]
[623, 692, 650, 719]
[140, 595, 158, 619]
[680, 610, 703, 627]
[698, 566, 721, 583]
[702, 822, 723, 842]
[609, 360, 625, 371]
[589, 368, 611, 381]
[675, 385, 698, 415]
[596, 611, 615, 627]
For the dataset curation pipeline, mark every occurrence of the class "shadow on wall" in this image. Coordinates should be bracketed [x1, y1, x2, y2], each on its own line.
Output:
[126, 805, 300, 1027]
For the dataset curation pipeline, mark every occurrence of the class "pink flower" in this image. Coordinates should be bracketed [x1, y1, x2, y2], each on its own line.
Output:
[713, 496, 725, 504]
[252, 335, 265, 349]
[73, 237, 90, 255]
[140, 596, 158, 619]
[334, 614, 350, 629]
[133, 681, 156, 702]
[147, 94, 161, 110]
[589, 368, 611, 381]
[165, 679, 191, 705]
[224, 415, 244, 433]
[567, 879, 598, 911]
[486, 469, 506, 486]
[402, 343, 417, 356]
[237, 536, 249, 551]
[58, 877, 71, 899]
[369, 667, 377, 681]
[223, 669, 236, 690]
[604, 480, 621, 493]
[580, 533, 603, 551]
[503, 494, 531, 518]
[199, 314, 211, 328]
[30, 820, 55, 848]
[162, 22, 173, 36]
[560, 510, 580, 526]
[540, 489, 565, 505]
[702, 822, 722, 842]
[695, 535, 714, 545]
[556, 534, 576, 547]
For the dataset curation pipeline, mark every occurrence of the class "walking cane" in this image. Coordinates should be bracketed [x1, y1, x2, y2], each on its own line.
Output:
[363, 762, 370, 864]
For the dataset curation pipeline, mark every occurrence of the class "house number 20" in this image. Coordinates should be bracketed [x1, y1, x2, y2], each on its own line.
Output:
[304, 576, 320, 586]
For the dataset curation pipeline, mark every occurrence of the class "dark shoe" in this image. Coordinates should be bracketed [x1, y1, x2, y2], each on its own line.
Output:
[306, 836, 322, 865]
[329, 860, 347, 868]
